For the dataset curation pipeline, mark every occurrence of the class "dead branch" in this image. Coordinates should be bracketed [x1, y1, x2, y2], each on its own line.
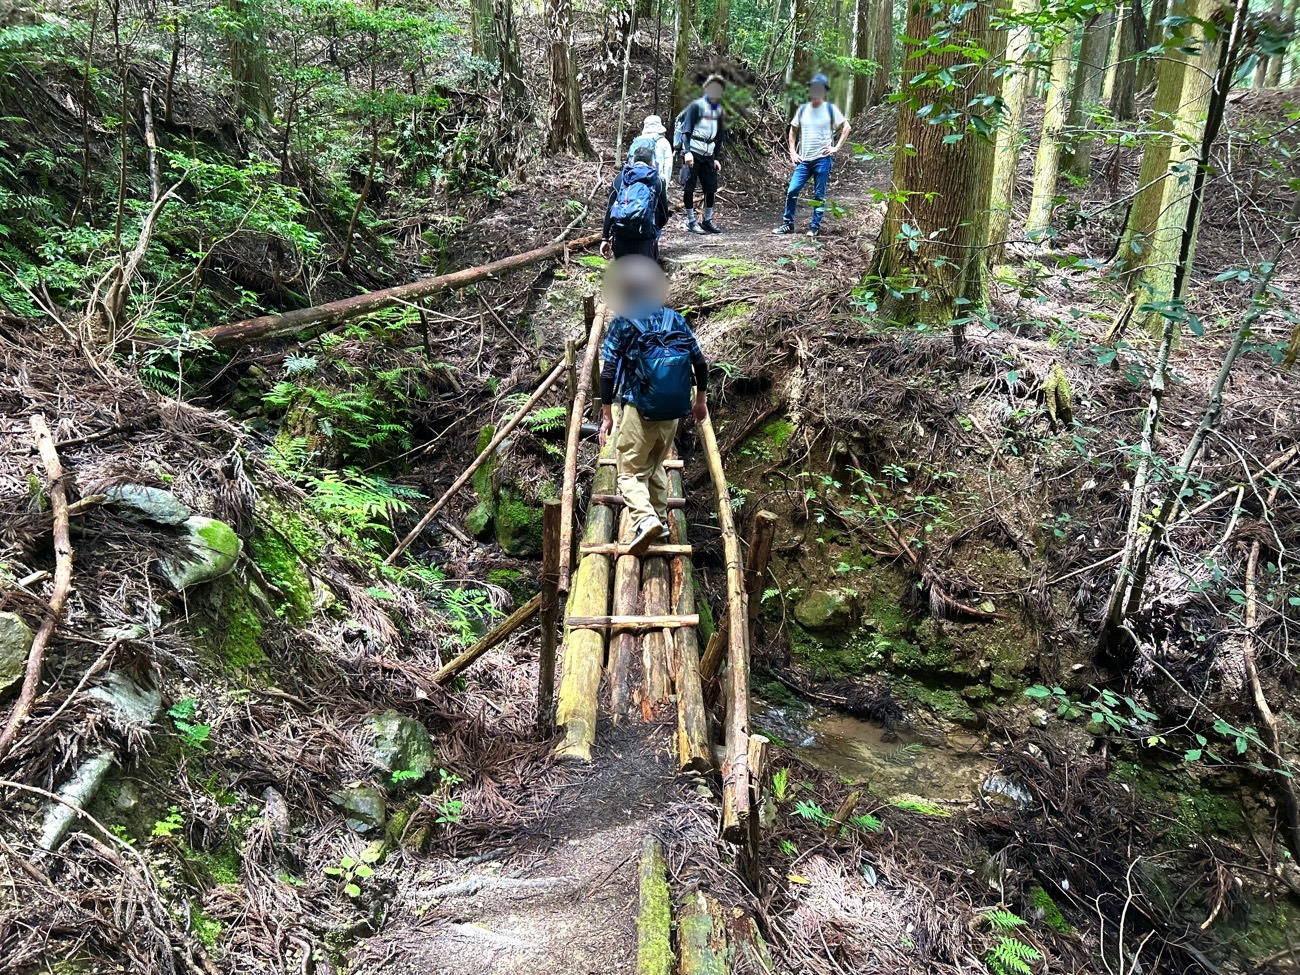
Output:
[0, 416, 74, 761]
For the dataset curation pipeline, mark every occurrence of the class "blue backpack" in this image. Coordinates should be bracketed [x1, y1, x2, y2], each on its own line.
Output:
[609, 164, 658, 241]
[624, 310, 696, 421]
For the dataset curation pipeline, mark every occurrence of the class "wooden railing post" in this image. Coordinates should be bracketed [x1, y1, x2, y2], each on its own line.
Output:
[558, 303, 606, 593]
[537, 500, 562, 737]
[744, 511, 778, 657]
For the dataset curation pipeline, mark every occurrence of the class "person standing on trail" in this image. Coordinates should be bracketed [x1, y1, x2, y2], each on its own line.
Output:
[629, 115, 674, 195]
[677, 74, 727, 235]
[601, 144, 670, 261]
[773, 73, 851, 238]
[598, 256, 709, 557]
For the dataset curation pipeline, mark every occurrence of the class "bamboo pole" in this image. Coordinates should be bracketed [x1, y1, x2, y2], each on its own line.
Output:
[636, 836, 672, 975]
[387, 359, 568, 564]
[677, 891, 729, 975]
[566, 614, 699, 629]
[608, 511, 642, 723]
[697, 415, 751, 843]
[642, 556, 673, 709]
[0, 417, 73, 761]
[555, 435, 619, 762]
[741, 733, 768, 890]
[179, 232, 602, 349]
[537, 500, 562, 736]
[433, 594, 542, 685]
[669, 469, 712, 773]
[591, 494, 686, 509]
[580, 543, 694, 556]
[825, 790, 862, 837]
[559, 304, 608, 593]
[744, 510, 778, 658]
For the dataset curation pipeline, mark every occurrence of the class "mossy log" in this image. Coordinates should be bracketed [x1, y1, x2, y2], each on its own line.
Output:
[554, 437, 618, 762]
[608, 511, 642, 723]
[559, 304, 609, 593]
[641, 556, 673, 710]
[636, 836, 672, 975]
[728, 914, 775, 975]
[669, 471, 712, 773]
[678, 891, 729, 975]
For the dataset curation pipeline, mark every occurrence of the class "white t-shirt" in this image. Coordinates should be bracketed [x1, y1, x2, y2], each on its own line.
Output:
[792, 101, 846, 162]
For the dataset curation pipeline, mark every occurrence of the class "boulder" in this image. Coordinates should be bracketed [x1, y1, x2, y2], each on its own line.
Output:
[495, 489, 543, 557]
[160, 516, 242, 590]
[364, 710, 435, 786]
[104, 484, 191, 525]
[0, 612, 33, 695]
[464, 499, 495, 541]
[794, 589, 856, 631]
[330, 786, 387, 833]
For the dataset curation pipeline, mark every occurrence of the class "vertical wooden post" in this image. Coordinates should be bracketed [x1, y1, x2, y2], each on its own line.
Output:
[537, 500, 562, 737]
[558, 304, 606, 593]
[744, 510, 778, 657]
[564, 338, 577, 426]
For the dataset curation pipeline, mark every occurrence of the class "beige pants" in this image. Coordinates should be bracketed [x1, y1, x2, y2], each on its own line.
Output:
[615, 405, 678, 528]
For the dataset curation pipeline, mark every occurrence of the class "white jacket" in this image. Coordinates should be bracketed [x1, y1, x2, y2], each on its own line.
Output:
[640, 133, 673, 183]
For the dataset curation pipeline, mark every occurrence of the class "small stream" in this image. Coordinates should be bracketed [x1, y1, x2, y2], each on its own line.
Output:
[752, 697, 997, 803]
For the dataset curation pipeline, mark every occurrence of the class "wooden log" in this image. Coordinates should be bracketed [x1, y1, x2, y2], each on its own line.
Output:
[386, 359, 568, 564]
[740, 733, 769, 890]
[555, 439, 619, 762]
[744, 511, 779, 653]
[607, 511, 642, 723]
[565, 614, 699, 630]
[433, 594, 542, 685]
[636, 836, 672, 975]
[0, 417, 74, 761]
[677, 891, 729, 975]
[728, 914, 776, 975]
[179, 232, 602, 349]
[825, 790, 862, 838]
[641, 556, 673, 709]
[559, 304, 608, 593]
[600, 457, 684, 468]
[672, 568, 713, 775]
[698, 415, 752, 844]
[591, 494, 686, 509]
[579, 543, 693, 557]
[536, 501, 562, 737]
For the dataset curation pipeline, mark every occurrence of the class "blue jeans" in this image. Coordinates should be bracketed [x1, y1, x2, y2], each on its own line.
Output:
[782, 156, 833, 230]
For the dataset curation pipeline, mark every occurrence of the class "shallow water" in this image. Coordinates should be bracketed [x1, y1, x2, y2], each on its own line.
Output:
[752, 698, 995, 802]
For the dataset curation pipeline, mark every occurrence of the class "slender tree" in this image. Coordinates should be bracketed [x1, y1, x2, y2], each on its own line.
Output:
[871, 0, 993, 337]
[1024, 28, 1075, 238]
[546, 0, 593, 154]
[1064, 10, 1114, 178]
[987, 0, 1035, 260]
[1135, 0, 1167, 91]
[789, 0, 817, 85]
[1106, 0, 1141, 120]
[848, 0, 872, 115]
[671, 0, 694, 111]
[870, 0, 893, 104]
[713, 0, 732, 53]
[229, 0, 273, 122]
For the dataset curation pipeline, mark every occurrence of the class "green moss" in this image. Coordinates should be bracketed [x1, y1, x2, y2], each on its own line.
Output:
[195, 845, 241, 887]
[1175, 785, 1246, 839]
[190, 907, 222, 950]
[212, 586, 269, 674]
[471, 424, 497, 501]
[488, 568, 535, 603]
[495, 490, 544, 557]
[251, 499, 322, 623]
[789, 626, 885, 679]
[1029, 887, 1069, 933]
[636, 852, 672, 975]
[900, 680, 980, 727]
[864, 596, 910, 639]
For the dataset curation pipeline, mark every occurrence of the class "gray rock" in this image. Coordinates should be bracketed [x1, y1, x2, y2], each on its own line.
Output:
[0, 612, 33, 695]
[794, 589, 856, 631]
[105, 484, 192, 525]
[330, 786, 387, 833]
[981, 772, 1034, 810]
[39, 750, 115, 851]
[87, 672, 162, 727]
[159, 515, 242, 590]
[114, 781, 141, 813]
[260, 786, 292, 845]
[364, 710, 435, 786]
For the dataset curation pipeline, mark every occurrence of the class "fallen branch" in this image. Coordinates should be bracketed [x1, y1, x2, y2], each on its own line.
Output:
[172, 232, 602, 350]
[386, 359, 569, 564]
[0, 416, 74, 761]
[432, 594, 542, 686]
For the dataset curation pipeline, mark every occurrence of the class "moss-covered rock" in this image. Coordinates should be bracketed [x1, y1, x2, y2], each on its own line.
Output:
[794, 589, 856, 631]
[202, 584, 269, 674]
[465, 499, 495, 540]
[363, 710, 436, 787]
[330, 786, 387, 833]
[495, 488, 544, 557]
[249, 510, 316, 623]
[161, 516, 242, 590]
[901, 681, 981, 728]
[0, 611, 33, 695]
[104, 484, 192, 525]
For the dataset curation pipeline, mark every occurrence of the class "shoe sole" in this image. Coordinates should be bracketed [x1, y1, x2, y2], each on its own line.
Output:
[626, 524, 661, 557]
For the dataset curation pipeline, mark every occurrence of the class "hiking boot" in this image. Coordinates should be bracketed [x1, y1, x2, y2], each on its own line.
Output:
[701, 219, 722, 234]
[772, 223, 795, 235]
[685, 219, 706, 235]
[627, 519, 662, 557]
[807, 227, 821, 238]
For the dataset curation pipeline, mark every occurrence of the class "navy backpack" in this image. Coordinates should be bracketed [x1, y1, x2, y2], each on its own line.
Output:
[624, 311, 695, 421]
[609, 164, 658, 241]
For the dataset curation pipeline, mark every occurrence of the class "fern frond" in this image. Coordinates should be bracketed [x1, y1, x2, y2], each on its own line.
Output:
[985, 936, 1041, 975]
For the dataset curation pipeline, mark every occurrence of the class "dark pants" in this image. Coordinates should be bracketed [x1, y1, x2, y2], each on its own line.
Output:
[612, 236, 659, 260]
[681, 156, 718, 211]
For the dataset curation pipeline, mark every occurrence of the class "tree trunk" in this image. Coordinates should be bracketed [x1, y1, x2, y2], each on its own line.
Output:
[1271, 0, 1299, 85]
[713, 0, 731, 53]
[869, 0, 893, 105]
[987, 0, 1035, 261]
[1118, 0, 1217, 289]
[229, 0, 272, 122]
[871, 0, 993, 333]
[671, 0, 695, 111]
[1064, 11, 1114, 179]
[495, 0, 527, 102]
[1107, 0, 1139, 120]
[789, 0, 816, 86]
[1024, 30, 1075, 238]
[546, 0, 594, 155]
[470, 0, 498, 62]
[1136, 0, 1167, 92]
[849, 0, 871, 115]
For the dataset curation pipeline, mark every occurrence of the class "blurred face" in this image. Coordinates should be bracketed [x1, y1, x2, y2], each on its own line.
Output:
[809, 83, 827, 103]
[704, 81, 724, 105]
[604, 256, 668, 318]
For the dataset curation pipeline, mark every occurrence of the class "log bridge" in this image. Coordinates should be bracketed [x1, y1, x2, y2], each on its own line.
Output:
[547, 303, 775, 854]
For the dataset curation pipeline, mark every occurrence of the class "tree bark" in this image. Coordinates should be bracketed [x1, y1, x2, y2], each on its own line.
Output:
[871, 0, 993, 330]
[229, 0, 272, 122]
[713, 0, 732, 53]
[672, 0, 695, 112]
[1024, 29, 1076, 238]
[789, 0, 817, 86]
[987, 0, 1035, 261]
[1108, 0, 1139, 120]
[1065, 11, 1114, 179]
[848, 0, 871, 116]
[546, 0, 594, 155]
[870, 0, 893, 105]
[1136, 0, 1167, 92]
